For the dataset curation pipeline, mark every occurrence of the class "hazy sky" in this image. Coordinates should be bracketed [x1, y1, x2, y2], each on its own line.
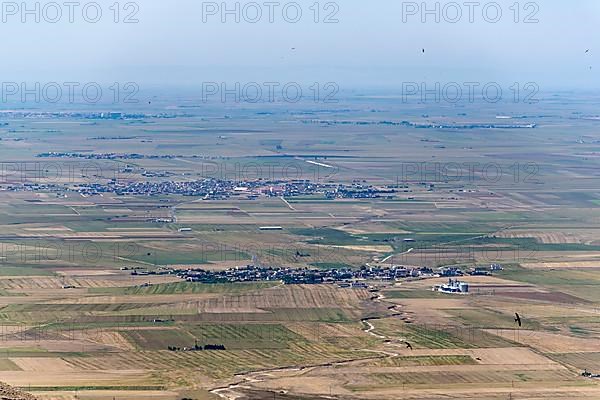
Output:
[2, 0, 599, 90]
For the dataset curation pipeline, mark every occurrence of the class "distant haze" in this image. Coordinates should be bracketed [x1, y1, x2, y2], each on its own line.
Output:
[2, 0, 599, 90]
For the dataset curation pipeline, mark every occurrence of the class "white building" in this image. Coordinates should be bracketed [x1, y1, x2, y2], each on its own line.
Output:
[432, 278, 469, 294]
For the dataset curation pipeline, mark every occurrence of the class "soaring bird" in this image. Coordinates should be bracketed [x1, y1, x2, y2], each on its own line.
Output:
[586, 49, 590, 53]
[514, 313, 522, 327]
[405, 341, 413, 350]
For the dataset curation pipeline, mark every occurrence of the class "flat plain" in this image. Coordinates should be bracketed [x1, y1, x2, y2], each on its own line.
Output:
[0, 94, 598, 399]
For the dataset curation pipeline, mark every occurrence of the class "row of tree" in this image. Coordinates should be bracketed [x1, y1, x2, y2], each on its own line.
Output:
[167, 344, 226, 351]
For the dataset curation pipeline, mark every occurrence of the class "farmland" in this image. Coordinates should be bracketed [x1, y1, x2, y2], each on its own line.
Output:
[0, 95, 597, 399]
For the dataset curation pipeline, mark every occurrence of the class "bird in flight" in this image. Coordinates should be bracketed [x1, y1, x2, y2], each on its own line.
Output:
[405, 341, 413, 350]
[585, 49, 590, 53]
[422, 48, 425, 53]
[514, 313, 522, 327]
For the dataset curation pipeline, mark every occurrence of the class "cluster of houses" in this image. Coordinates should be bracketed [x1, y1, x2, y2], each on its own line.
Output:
[9, 160, 400, 201]
[174, 265, 446, 285]
[74, 178, 238, 198]
[156, 264, 505, 286]
[68, 178, 399, 200]
[438, 264, 503, 277]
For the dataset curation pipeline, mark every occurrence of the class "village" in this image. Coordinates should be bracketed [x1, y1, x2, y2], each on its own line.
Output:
[125, 263, 503, 289]
[6, 176, 400, 201]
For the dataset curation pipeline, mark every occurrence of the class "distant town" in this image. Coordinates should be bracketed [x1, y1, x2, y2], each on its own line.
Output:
[124, 263, 503, 288]
[7, 175, 400, 201]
